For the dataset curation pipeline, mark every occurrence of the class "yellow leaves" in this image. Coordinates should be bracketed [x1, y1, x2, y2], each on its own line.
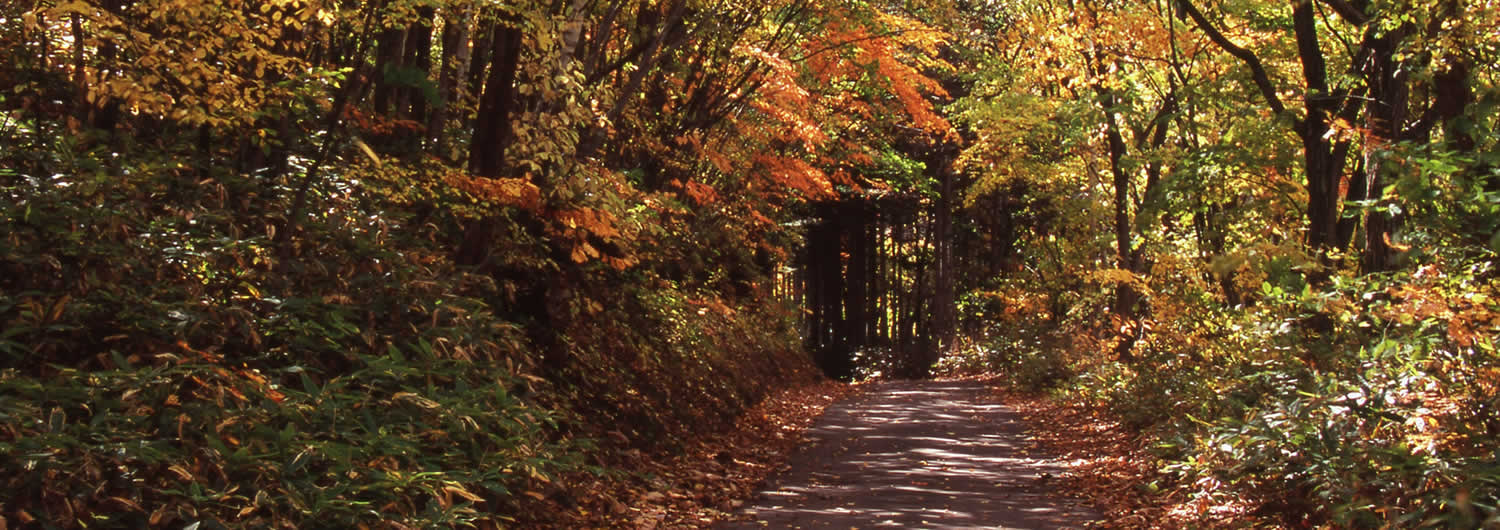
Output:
[308, 7, 335, 26]
[46, 1, 96, 17]
[873, 10, 952, 68]
[969, 288, 1050, 320]
[1090, 268, 1153, 296]
[38, 0, 323, 128]
[21, 8, 40, 35]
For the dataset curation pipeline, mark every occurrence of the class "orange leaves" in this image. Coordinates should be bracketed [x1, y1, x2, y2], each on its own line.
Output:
[551, 207, 636, 270]
[1446, 304, 1498, 349]
[675, 132, 738, 176]
[752, 154, 835, 199]
[171, 341, 287, 405]
[647, 6, 959, 219]
[799, 12, 955, 138]
[555, 207, 621, 240]
[444, 173, 543, 212]
[447, 166, 638, 269]
[740, 42, 829, 149]
[344, 107, 424, 137]
[861, 15, 954, 137]
[881, 58, 953, 136]
[1368, 264, 1500, 348]
[668, 179, 719, 206]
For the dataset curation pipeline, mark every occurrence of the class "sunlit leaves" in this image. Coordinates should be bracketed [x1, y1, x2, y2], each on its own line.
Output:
[446, 173, 543, 213]
[32, 0, 331, 128]
[752, 154, 835, 199]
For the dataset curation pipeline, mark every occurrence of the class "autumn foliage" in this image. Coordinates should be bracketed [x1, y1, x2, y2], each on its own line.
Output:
[0, 0, 965, 527]
[4, 0, 1500, 526]
[940, 0, 1500, 526]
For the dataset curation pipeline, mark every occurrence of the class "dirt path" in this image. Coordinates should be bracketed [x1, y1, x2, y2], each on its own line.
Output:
[717, 379, 1100, 529]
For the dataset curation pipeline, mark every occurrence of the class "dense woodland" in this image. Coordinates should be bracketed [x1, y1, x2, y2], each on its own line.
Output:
[2, 0, 1498, 527]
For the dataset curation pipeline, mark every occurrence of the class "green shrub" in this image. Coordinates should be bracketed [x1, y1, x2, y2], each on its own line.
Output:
[0, 347, 579, 528]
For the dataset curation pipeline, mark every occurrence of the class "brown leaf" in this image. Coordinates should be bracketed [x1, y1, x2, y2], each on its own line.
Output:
[110, 496, 144, 513]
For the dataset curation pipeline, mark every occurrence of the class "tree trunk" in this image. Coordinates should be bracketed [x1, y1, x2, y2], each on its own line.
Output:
[455, 23, 524, 268]
[1093, 63, 1140, 362]
[578, 0, 688, 159]
[467, 24, 524, 177]
[1292, 1, 1346, 255]
[912, 209, 933, 375]
[846, 202, 869, 355]
[866, 205, 881, 347]
[371, 26, 406, 116]
[429, 6, 473, 153]
[405, 7, 437, 123]
[1360, 24, 1412, 273]
[933, 146, 957, 357]
[466, 21, 496, 112]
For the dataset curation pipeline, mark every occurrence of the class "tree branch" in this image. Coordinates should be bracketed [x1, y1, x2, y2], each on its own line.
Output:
[1176, 0, 1286, 115]
[1318, 0, 1370, 25]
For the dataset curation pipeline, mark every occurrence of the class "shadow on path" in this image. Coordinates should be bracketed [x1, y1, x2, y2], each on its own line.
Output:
[719, 380, 1098, 529]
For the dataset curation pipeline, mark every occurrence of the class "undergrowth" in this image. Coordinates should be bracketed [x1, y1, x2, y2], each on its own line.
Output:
[941, 253, 1500, 527]
[0, 120, 814, 526]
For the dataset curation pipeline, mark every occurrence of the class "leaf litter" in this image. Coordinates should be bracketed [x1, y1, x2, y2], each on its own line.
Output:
[520, 379, 860, 529]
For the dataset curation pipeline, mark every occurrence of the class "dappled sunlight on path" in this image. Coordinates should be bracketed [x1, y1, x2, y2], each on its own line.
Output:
[719, 380, 1099, 529]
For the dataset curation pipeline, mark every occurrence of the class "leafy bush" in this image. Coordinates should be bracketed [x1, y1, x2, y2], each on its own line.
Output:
[958, 224, 1500, 527]
[0, 350, 577, 528]
[539, 277, 816, 449]
[0, 136, 592, 527]
[1131, 264, 1498, 526]
[0, 126, 815, 526]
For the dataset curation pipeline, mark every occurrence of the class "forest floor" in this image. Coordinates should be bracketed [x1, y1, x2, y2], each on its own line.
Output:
[544, 379, 861, 528]
[715, 378, 1100, 529]
[547, 377, 1233, 529]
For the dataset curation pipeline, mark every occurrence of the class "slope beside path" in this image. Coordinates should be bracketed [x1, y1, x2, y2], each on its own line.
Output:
[718, 379, 1100, 529]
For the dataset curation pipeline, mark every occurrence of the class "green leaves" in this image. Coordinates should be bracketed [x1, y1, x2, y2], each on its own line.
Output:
[0, 347, 580, 527]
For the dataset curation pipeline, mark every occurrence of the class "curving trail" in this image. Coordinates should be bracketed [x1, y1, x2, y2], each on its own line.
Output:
[719, 379, 1099, 529]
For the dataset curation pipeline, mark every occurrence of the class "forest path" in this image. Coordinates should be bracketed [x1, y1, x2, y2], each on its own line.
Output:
[717, 379, 1099, 529]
